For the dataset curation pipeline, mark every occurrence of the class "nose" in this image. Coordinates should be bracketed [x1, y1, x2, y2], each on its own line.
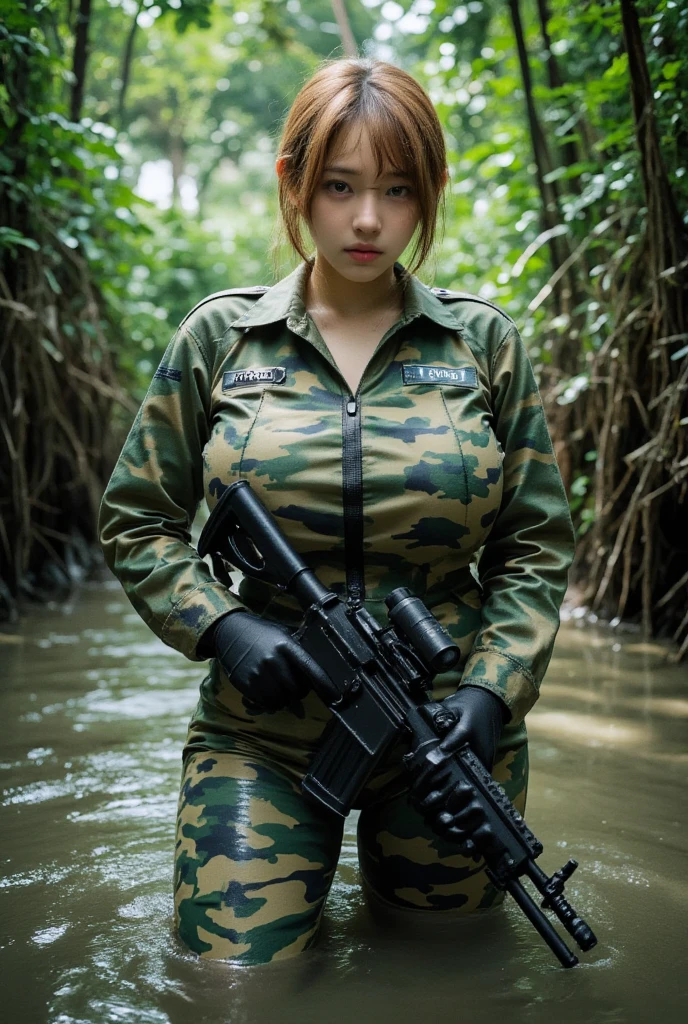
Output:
[352, 190, 382, 235]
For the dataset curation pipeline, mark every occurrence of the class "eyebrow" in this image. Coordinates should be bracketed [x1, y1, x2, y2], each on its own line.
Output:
[323, 164, 413, 181]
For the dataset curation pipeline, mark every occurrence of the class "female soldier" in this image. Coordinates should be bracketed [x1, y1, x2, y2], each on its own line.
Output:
[98, 58, 574, 965]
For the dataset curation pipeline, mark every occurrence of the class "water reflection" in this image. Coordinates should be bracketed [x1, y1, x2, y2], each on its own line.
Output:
[0, 580, 686, 1023]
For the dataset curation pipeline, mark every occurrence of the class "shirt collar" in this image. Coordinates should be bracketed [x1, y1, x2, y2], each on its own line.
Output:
[230, 257, 463, 332]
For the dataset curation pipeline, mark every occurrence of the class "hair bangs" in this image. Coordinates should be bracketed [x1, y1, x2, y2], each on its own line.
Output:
[273, 58, 447, 278]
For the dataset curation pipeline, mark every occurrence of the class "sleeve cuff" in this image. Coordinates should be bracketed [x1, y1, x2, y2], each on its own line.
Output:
[459, 647, 539, 725]
[161, 581, 246, 662]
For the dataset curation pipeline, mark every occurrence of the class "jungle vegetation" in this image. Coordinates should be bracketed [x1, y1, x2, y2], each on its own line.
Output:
[1, 0, 686, 657]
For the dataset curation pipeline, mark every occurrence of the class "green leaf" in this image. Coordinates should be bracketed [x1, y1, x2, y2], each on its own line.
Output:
[51, 177, 93, 202]
[603, 53, 629, 80]
[594, 123, 634, 150]
[43, 267, 62, 295]
[543, 162, 597, 184]
[0, 227, 40, 252]
[40, 337, 64, 362]
[571, 475, 590, 497]
[662, 61, 682, 81]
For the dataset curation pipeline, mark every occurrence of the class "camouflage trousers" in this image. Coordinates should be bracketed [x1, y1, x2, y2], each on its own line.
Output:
[173, 699, 528, 965]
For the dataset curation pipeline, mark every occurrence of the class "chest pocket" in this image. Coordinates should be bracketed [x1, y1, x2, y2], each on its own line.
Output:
[206, 373, 279, 474]
[205, 361, 345, 548]
[399, 364, 503, 503]
[216, 365, 291, 480]
[439, 379, 504, 535]
[361, 359, 504, 572]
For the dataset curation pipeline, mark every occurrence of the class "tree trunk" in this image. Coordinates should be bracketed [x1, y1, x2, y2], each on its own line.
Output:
[574, 0, 688, 654]
[507, 0, 566, 290]
[331, 0, 358, 58]
[620, 0, 685, 323]
[1, 1, 133, 622]
[535, 0, 581, 192]
[118, 0, 144, 126]
[70, 0, 92, 123]
[508, 0, 581, 490]
[169, 133, 186, 210]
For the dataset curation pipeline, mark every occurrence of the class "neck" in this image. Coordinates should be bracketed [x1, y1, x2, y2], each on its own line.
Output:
[305, 255, 404, 320]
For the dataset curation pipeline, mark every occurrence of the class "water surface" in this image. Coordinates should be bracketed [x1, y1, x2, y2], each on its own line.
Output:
[1, 578, 686, 1023]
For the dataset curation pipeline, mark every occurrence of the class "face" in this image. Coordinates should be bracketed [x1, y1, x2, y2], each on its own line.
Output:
[302, 123, 421, 282]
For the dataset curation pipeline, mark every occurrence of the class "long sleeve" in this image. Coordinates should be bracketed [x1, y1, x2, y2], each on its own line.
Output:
[458, 324, 575, 724]
[98, 325, 245, 661]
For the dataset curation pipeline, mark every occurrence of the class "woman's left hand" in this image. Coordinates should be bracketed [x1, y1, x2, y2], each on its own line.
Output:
[409, 685, 510, 853]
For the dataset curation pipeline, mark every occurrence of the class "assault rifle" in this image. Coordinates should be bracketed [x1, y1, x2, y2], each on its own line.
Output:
[198, 478, 597, 969]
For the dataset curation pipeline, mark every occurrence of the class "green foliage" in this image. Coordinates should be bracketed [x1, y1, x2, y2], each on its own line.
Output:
[3, 0, 685, 404]
[396, 0, 686, 443]
[2, 0, 686, 638]
[0, 0, 385, 409]
[2, 0, 683, 389]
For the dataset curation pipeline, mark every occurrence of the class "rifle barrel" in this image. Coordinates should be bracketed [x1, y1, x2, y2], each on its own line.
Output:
[504, 877, 579, 968]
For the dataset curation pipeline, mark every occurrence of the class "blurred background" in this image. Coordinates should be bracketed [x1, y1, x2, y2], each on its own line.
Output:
[1, 6, 687, 1022]
[2, 0, 687, 656]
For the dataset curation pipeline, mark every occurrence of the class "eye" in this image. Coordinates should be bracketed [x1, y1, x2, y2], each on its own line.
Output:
[322, 180, 413, 197]
[324, 180, 351, 194]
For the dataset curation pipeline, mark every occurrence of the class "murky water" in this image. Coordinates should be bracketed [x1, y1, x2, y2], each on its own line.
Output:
[1, 576, 686, 1023]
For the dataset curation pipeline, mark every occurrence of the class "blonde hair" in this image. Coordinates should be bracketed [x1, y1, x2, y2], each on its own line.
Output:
[272, 58, 447, 279]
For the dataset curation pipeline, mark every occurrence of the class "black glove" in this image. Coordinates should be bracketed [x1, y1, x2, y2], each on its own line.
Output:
[200, 611, 334, 713]
[410, 685, 510, 856]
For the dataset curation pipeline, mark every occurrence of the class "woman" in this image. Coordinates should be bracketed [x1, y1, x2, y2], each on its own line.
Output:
[98, 58, 575, 964]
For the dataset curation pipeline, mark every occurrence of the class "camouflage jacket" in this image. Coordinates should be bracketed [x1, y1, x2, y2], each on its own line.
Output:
[98, 258, 575, 726]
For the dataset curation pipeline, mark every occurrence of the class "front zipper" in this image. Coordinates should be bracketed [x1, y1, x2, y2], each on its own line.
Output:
[342, 386, 364, 608]
[303, 312, 417, 610]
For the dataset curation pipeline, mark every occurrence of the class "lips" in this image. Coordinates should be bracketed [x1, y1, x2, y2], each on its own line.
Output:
[346, 247, 382, 253]
[346, 249, 382, 263]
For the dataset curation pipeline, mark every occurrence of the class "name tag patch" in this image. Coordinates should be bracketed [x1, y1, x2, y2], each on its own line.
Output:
[223, 366, 286, 390]
[402, 364, 478, 388]
[154, 365, 182, 382]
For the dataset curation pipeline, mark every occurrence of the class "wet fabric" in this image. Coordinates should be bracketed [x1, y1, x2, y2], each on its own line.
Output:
[98, 257, 574, 724]
[174, 737, 528, 961]
[99, 256, 573, 963]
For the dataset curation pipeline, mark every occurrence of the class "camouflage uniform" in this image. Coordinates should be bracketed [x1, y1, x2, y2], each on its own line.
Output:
[99, 257, 574, 963]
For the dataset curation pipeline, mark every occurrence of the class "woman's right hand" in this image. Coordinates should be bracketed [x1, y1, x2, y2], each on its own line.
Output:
[204, 610, 334, 712]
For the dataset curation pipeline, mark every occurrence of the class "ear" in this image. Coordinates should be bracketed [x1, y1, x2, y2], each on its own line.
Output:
[442, 167, 449, 188]
[276, 156, 301, 210]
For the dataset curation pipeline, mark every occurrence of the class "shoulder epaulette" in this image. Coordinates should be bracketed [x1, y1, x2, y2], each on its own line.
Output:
[222, 286, 271, 295]
[179, 286, 270, 328]
[430, 287, 515, 324]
